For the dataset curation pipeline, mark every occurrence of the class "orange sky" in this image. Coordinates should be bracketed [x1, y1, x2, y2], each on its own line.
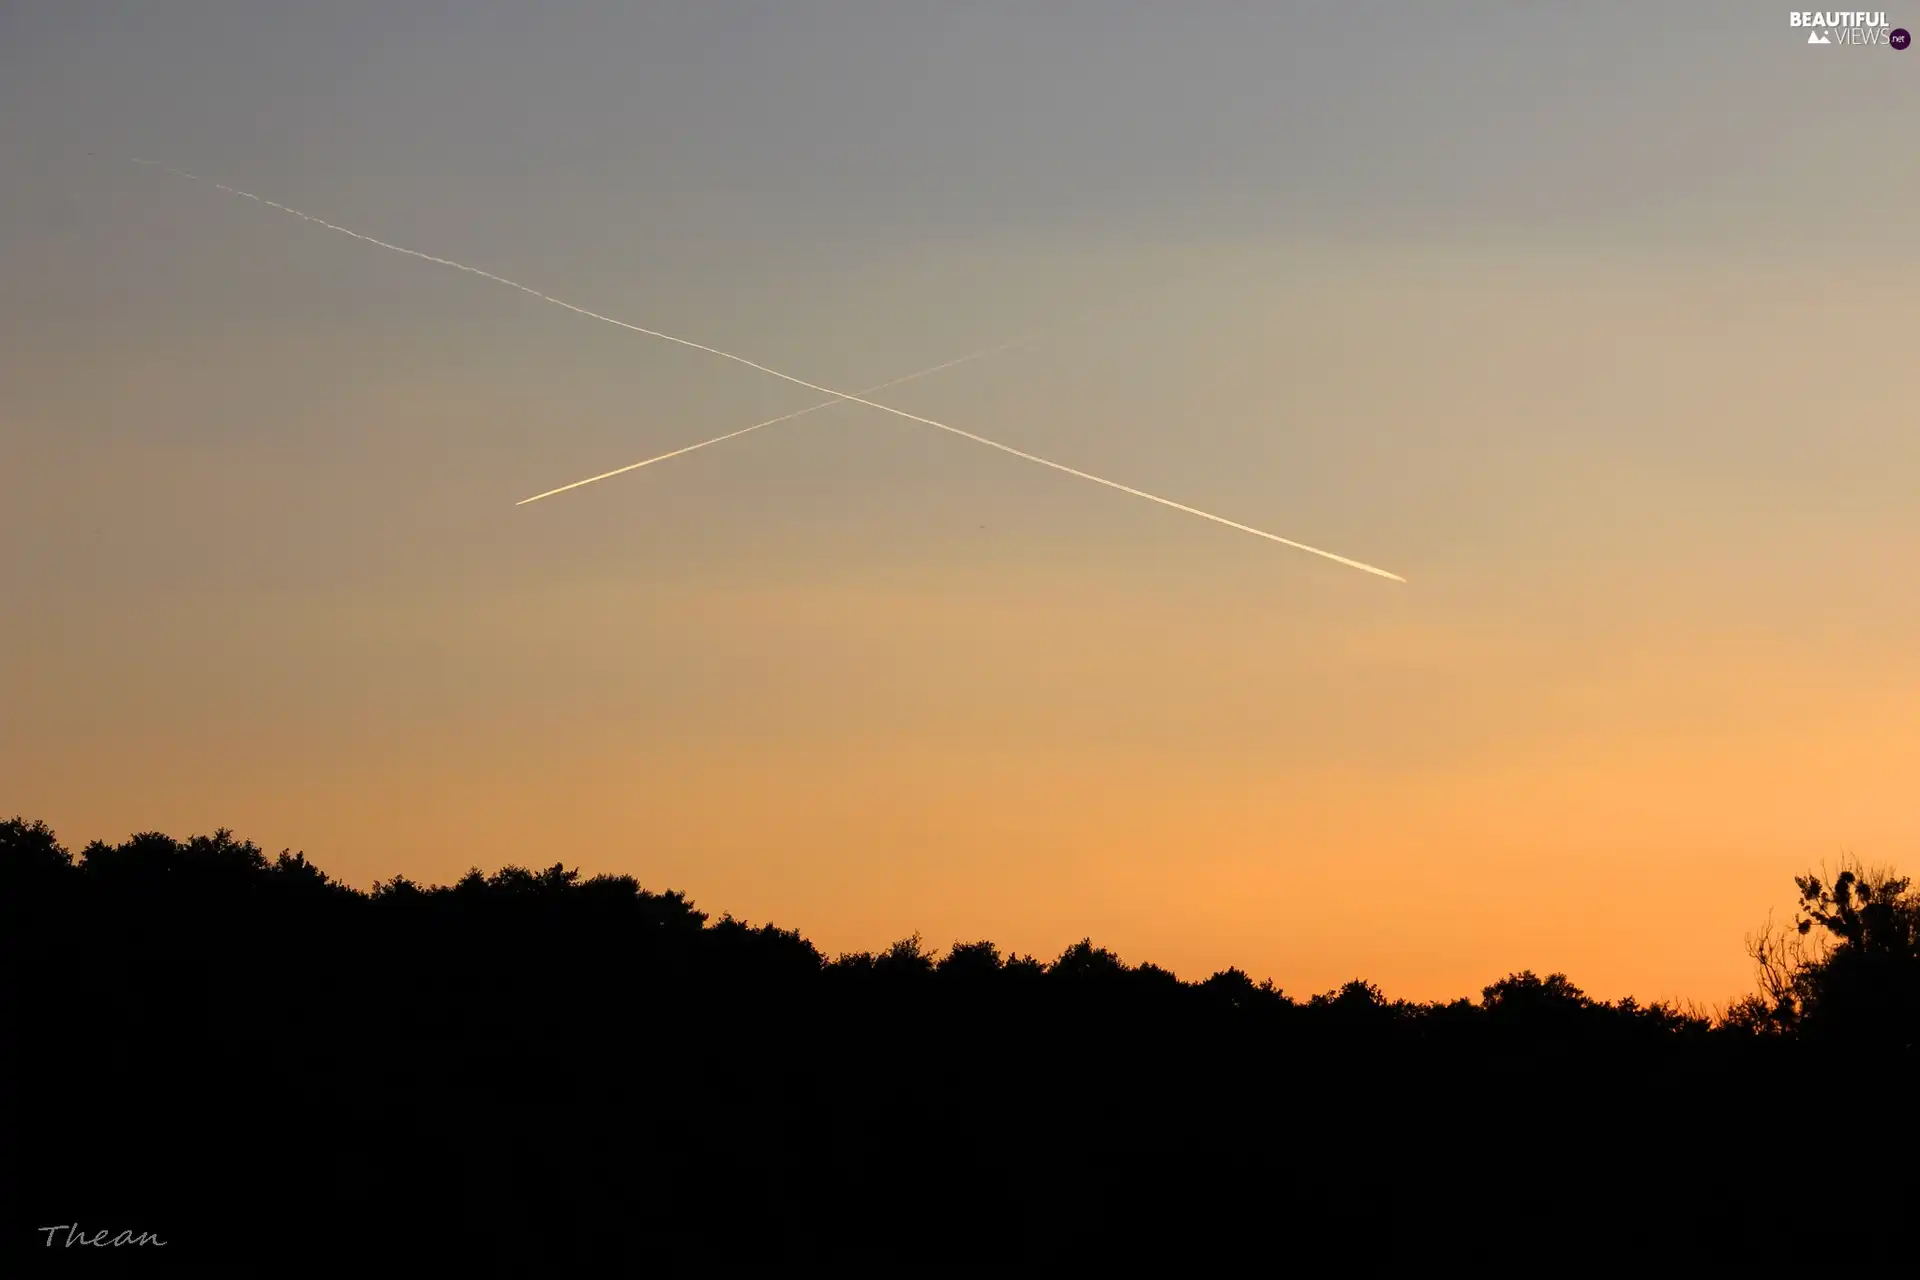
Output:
[13, 492, 1916, 1007]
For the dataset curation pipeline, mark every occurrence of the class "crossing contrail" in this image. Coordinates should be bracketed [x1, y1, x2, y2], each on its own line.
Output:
[133, 158, 1406, 582]
[516, 335, 1035, 505]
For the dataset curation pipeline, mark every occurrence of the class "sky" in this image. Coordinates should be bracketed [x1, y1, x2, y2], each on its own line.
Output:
[2, 3, 1915, 1006]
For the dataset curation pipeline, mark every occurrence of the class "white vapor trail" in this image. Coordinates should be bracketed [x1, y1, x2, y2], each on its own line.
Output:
[516, 336, 1034, 505]
[133, 158, 1405, 582]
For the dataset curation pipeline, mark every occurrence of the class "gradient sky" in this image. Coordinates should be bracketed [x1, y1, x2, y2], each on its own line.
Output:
[3, 3, 1915, 1006]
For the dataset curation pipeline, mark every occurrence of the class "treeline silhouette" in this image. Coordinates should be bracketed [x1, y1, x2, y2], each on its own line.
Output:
[5, 816, 1916, 1268]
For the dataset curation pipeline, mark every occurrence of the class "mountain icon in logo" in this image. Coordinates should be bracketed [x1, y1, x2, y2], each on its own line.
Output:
[1808, 28, 1831, 43]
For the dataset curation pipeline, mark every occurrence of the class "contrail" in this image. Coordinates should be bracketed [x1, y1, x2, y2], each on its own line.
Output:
[516, 335, 1034, 505]
[133, 159, 1406, 582]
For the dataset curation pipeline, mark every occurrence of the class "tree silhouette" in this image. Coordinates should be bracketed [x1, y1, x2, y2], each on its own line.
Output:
[1771, 862, 1919, 1050]
[0, 816, 69, 874]
[936, 939, 1003, 979]
[5, 815, 1916, 1268]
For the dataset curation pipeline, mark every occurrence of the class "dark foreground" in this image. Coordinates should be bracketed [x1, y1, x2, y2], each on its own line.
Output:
[6, 822, 1915, 1270]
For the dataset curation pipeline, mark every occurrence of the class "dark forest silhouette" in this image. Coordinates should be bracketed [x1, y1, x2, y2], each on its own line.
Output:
[5, 814, 1916, 1268]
